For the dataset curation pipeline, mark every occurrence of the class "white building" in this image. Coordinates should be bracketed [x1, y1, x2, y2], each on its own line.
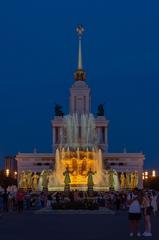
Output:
[16, 26, 145, 189]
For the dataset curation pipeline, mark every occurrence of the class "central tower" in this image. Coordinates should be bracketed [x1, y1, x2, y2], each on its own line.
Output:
[70, 25, 91, 115]
[52, 25, 108, 152]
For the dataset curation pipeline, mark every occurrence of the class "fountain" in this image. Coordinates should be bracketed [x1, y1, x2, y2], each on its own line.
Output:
[18, 113, 139, 192]
[47, 113, 119, 191]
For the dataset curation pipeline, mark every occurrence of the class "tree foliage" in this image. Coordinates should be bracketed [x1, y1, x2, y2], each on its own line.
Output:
[0, 170, 17, 188]
[143, 177, 159, 190]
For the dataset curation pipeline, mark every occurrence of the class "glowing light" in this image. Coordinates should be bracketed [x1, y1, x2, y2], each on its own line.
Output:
[142, 172, 145, 180]
[152, 170, 156, 177]
[6, 169, 10, 177]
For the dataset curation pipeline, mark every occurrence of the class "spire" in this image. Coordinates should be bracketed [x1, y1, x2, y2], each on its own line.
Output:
[74, 25, 86, 81]
[78, 35, 83, 70]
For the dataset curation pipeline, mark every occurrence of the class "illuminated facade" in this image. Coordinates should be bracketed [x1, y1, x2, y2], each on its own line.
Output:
[16, 26, 145, 190]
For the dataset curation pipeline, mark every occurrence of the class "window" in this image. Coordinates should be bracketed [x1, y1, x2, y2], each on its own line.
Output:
[44, 163, 50, 166]
[119, 163, 124, 166]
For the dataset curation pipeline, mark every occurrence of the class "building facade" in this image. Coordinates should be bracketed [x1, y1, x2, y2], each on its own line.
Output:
[16, 26, 145, 189]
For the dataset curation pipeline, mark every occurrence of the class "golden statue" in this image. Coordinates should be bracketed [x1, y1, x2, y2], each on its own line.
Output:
[109, 170, 114, 189]
[126, 172, 130, 189]
[130, 172, 137, 189]
[63, 166, 71, 185]
[130, 172, 138, 189]
[134, 172, 138, 188]
[87, 168, 96, 186]
[81, 157, 87, 175]
[72, 158, 78, 175]
[26, 170, 32, 189]
[120, 172, 125, 189]
[32, 172, 39, 191]
[19, 171, 27, 189]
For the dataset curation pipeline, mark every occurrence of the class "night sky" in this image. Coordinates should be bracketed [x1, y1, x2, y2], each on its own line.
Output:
[0, 0, 159, 169]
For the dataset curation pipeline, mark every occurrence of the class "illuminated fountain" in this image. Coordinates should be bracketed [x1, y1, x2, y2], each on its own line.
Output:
[47, 113, 119, 191]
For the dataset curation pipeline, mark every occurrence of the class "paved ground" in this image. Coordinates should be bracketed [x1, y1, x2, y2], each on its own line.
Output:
[0, 210, 159, 240]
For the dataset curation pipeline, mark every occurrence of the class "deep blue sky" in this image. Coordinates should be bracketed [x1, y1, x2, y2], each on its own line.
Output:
[0, 0, 159, 169]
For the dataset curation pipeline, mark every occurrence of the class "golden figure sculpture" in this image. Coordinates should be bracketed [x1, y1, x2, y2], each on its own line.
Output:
[72, 158, 78, 175]
[26, 170, 32, 189]
[63, 166, 71, 185]
[130, 172, 138, 189]
[126, 172, 130, 189]
[32, 172, 39, 191]
[109, 170, 115, 189]
[134, 172, 138, 188]
[120, 172, 126, 189]
[19, 171, 27, 189]
[87, 168, 96, 186]
[81, 157, 87, 175]
[41, 170, 49, 189]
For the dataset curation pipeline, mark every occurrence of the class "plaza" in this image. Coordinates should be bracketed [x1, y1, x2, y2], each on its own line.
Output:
[0, 210, 159, 240]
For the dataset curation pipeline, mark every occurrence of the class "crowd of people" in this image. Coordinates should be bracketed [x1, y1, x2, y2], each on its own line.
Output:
[0, 185, 158, 237]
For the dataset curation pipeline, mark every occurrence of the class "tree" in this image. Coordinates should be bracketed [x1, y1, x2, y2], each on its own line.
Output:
[143, 176, 159, 190]
[0, 169, 17, 188]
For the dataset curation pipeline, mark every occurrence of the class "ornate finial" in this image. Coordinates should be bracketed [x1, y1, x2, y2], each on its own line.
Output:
[74, 25, 86, 81]
[76, 25, 85, 39]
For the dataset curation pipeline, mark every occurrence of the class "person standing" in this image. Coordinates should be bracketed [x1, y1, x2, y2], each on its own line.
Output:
[127, 188, 142, 237]
[115, 194, 121, 211]
[8, 192, 14, 212]
[25, 191, 31, 210]
[2, 190, 9, 212]
[142, 192, 153, 237]
[151, 191, 158, 216]
[16, 190, 24, 213]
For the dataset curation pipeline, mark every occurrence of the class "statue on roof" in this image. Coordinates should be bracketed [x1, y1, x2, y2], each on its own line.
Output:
[97, 104, 105, 116]
[54, 104, 64, 117]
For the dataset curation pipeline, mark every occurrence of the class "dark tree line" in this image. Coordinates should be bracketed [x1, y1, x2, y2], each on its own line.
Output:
[0, 170, 17, 188]
[143, 176, 159, 190]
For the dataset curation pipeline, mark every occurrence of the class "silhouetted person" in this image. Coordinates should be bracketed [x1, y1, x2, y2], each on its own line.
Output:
[3, 190, 9, 212]
[16, 190, 24, 213]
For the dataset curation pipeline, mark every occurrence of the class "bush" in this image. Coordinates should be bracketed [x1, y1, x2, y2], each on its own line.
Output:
[51, 200, 99, 210]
